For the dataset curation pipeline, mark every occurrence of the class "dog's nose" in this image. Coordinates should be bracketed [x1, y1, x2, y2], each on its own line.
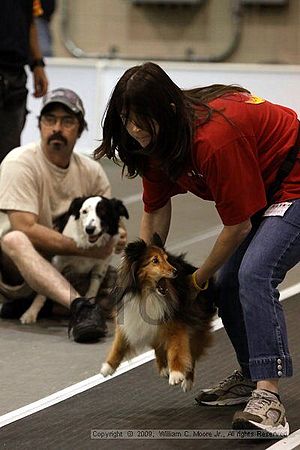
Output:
[85, 225, 96, 235]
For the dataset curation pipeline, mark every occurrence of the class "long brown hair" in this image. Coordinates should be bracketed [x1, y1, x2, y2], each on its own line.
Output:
[94, 62, 249, 180]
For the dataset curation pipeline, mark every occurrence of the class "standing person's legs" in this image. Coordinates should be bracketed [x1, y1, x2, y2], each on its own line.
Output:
[195, 227, 258, 406]
[215, 228, 259, 377]
[232, 199, 300, 434]
[0, 69, 28, 162]
[238, 202, 300, 382]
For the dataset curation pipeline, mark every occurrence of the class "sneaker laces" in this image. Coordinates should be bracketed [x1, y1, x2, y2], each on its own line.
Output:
[218, 370, 244, 388]
[245, 390, 273, 414]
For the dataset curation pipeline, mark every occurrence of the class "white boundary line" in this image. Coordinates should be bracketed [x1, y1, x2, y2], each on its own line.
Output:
[266, 430, 300, 450]
[123, 193, 142, 205]
[168, 226, 222, 251]
[0, 284, 299, 432]
[0, 350, 155, 429]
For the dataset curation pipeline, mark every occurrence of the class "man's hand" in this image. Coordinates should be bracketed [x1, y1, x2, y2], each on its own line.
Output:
[81, 239, 115, 259]
[32, 67, 48, 97]
[114, 226, 127, 254]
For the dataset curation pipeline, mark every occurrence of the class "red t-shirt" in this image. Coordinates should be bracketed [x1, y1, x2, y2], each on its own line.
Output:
[142, 92, 300, 225]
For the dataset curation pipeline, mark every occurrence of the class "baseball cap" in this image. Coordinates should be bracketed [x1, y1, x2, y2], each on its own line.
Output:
[41, 88, 85, 117]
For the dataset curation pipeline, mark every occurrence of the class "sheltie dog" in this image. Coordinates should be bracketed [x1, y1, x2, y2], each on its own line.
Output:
[100, 233, 216, 392]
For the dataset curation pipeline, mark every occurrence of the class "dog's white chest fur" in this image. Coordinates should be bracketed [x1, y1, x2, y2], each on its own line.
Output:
[118, 293, 168, 351]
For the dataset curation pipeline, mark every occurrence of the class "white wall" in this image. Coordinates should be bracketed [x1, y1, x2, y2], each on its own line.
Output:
[23, 58, 300, 154]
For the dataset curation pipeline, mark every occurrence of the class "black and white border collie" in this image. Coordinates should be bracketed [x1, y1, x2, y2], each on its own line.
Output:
[20, 195, 129, 324]
[101, 233, 215, 392]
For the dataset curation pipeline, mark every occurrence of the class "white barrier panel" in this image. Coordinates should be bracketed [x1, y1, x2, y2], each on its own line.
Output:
[23, 58, 300, 154]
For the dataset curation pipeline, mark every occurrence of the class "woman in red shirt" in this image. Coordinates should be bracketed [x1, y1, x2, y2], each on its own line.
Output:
[96, 62, 300, 436]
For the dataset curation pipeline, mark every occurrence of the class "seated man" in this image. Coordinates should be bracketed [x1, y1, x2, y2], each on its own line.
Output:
[0, 88, 127, 342]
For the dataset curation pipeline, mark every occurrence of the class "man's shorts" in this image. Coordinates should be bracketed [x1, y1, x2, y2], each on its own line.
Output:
[0, 271, 34, 302]
[0, 266, 117, 319]
[0, 271, 51, 319]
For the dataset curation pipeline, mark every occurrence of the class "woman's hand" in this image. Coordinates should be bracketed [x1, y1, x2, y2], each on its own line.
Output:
[188, 271, 209, 300]
[114, 226, 128, 254]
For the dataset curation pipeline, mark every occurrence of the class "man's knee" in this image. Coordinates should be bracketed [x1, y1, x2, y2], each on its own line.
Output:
[1, 231, 31, 258]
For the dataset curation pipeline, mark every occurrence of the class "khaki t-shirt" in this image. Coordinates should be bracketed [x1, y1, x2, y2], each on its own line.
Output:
[0, 142, 111, 237]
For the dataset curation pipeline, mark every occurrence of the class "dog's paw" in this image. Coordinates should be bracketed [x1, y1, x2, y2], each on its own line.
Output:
[169, 371, 185, 386]
[159, 367, 169, 378]
[20, 311, 38, 324]
[181, 378, 193, 392]
[100, 362, 115, 377]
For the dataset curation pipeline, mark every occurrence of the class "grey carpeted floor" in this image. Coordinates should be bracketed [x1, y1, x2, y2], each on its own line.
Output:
[1, 295, 299, 450]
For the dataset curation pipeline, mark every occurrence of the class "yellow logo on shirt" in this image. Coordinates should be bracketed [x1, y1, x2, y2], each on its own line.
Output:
[245, 95, 265, 105]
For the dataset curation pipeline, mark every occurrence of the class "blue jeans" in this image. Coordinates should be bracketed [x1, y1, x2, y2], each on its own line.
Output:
[216, 199, 300, 381]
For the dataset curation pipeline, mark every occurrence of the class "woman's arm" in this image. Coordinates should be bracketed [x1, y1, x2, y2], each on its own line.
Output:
[193, 219, 252, 288]
[140, 200, 172, 244]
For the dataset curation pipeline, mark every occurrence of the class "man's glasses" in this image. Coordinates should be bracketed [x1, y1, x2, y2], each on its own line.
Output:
[40, 114, 78, 129]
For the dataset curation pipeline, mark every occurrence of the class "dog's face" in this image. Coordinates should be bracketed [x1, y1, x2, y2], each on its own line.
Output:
[123, 234, 177, 291]
[79, 196, 105, 243]
[138, 246, 178, 284]
[68, 195, 129, 246]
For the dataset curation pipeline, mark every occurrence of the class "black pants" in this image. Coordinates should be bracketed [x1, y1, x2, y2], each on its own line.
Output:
[0, 68, 28, 163]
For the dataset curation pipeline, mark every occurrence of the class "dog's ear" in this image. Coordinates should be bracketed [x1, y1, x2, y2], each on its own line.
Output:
[68, 197, 88, 220]
[151, 232, 164, 249]
[125, 239, 147, 263]
[111, 198, 129, 220]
